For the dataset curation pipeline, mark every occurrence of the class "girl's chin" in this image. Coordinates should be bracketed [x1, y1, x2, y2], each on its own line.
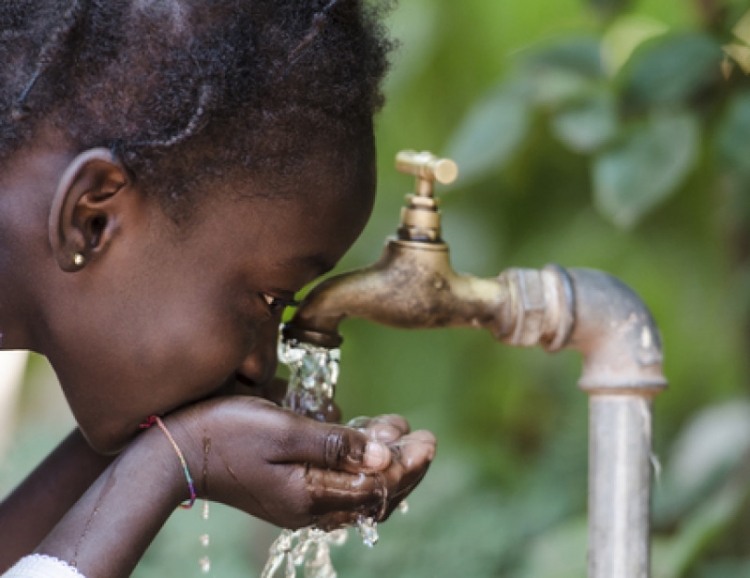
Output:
[79, 418, 139, 455]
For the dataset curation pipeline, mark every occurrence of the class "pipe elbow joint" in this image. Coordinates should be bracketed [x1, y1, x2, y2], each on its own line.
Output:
[566, 268, 666, 395]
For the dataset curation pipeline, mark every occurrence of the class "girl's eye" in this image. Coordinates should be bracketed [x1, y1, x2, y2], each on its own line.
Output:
[261, 293, 301, 313]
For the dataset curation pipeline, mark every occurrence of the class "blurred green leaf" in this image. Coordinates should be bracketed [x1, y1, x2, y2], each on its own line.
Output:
[694, 559, 750, 578]
[551, 90, 618, 153]
[592, 111, 699, 228]
[528, 68, 595, 108]
[520, 37, 604, 108]
[523, 36, 605, 79]
[653, 466, 750, 578]
[587, 0, 632, 21]
[651, 403, 750, 577]
[665, 401, 750, 496]
[621, 32, 722, 109]
[718, 90, 750, 180]
[445, 85, 531, 186]
[654, 401, 750, 526]
[600, 13, 669, 76]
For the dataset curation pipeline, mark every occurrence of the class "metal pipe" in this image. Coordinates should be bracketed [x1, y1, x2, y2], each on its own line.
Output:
[589, 395, 653, 578]
[563, 268, 666, 578]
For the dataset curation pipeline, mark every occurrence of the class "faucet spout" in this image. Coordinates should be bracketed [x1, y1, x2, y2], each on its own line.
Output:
[283, 238, 511, 348]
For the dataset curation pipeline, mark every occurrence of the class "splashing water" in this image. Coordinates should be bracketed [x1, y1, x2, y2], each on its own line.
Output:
[261, 528, 349, 578]
[278, 338, 340, 422]
[261, 337, 388, 578]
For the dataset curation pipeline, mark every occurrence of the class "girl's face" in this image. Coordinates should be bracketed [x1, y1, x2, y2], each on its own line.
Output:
[45, 139, 376, 453]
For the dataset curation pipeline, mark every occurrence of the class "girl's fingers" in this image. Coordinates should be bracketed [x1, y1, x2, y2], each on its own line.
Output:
[373, 414, 411, 435]
[304, 469, 385, 516]
[276, 415, 392, 473]
[301, 432, 434, 511]
[390, 430, 437, 466]
[362, 414, 411, 443]
[296, 430, 436, 528]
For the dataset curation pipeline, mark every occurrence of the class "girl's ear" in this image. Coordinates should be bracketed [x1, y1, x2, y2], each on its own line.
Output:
[49, 148, 131, 272]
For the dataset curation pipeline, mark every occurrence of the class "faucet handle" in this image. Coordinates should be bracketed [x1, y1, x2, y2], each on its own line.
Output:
[395, 150, 457, 242]
[396, 150, 458, 197]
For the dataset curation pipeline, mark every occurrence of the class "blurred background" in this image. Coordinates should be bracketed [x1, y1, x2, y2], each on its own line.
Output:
[4, 0, 750, 576]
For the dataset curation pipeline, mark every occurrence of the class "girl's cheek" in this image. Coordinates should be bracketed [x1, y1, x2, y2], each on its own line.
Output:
[191, 325, 259, 393]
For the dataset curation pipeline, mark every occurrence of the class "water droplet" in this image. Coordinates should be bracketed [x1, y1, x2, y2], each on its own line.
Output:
[285, 552, 296, 578]
[356, 516, 379, 547]
[199, 556, 211, 573]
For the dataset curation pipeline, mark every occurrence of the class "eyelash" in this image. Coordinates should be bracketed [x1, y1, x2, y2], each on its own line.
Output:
[261, 294, 301, 314]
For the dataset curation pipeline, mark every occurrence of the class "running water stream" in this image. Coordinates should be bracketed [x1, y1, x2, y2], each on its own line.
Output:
[260, 337, 383, 578]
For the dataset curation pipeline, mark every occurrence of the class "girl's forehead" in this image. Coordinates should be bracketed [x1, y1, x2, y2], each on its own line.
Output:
[150, 124, 377, 257]
[181, 153, 375, 248]
[226, 136, 376, 206]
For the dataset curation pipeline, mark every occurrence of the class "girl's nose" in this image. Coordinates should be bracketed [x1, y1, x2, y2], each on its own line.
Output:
[237, 322, 279, 388]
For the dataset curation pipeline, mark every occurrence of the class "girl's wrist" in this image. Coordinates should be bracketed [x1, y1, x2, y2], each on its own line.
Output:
[130, 423, 194, 510]
[140, 415, 199, 508]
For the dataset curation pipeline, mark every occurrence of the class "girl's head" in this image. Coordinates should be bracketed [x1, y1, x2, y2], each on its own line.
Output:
[0, 0, 392, 452]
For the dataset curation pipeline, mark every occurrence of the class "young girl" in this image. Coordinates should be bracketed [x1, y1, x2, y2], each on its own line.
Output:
[0, 0, 436, 576]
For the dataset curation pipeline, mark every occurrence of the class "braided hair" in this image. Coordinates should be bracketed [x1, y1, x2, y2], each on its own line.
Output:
[0, 0, 394, 219]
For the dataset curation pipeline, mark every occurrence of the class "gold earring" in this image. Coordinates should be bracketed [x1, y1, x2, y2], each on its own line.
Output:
[73, 253, 85, 267]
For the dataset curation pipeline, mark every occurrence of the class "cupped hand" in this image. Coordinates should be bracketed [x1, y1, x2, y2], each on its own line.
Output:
[163, 397, 436, 530]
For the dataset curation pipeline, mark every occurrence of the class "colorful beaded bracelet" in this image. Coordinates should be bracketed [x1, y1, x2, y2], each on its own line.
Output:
[141, 415, 197, 509]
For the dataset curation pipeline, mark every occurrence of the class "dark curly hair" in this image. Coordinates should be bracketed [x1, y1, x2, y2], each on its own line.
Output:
[0, 0, 393, 218]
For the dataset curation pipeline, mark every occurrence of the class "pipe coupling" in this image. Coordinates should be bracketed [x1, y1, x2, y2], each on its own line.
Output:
[499, 265, 575, 352]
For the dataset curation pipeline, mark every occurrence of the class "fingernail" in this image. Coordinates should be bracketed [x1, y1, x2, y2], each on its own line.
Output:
[364, 441, 389, 469]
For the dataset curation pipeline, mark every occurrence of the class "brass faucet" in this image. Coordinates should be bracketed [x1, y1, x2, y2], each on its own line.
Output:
[284, 150, 569, 352]
[284, 150, 667, 578]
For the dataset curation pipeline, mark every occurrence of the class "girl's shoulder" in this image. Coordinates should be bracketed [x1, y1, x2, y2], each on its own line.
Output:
[2, 555, 86, 578]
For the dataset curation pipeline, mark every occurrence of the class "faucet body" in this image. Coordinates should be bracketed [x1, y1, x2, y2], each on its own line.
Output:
[284, 151, 666, 578]
[283, 238, 510, 348]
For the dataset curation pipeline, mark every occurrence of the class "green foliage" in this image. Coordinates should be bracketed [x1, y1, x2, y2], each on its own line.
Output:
[443, 23, 728, 231]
